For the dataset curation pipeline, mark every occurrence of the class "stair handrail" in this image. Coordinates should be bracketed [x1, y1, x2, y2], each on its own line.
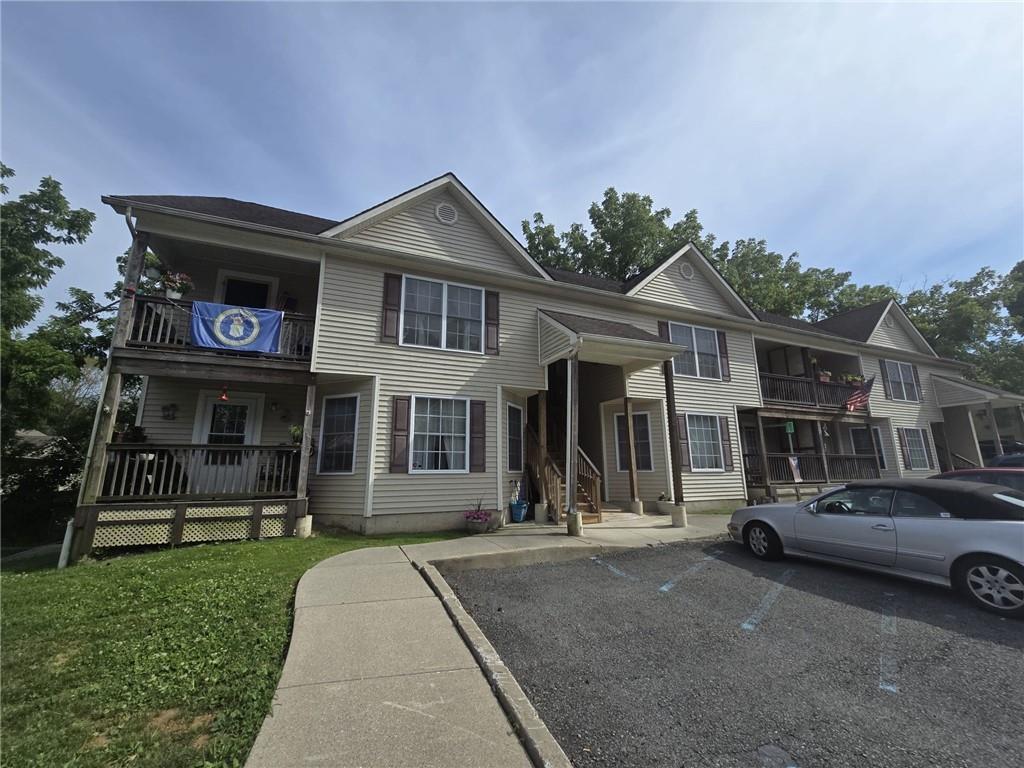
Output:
[526, 425, 562, 522]
[951, 452, 979, 469]
[576, 446, 602, 518]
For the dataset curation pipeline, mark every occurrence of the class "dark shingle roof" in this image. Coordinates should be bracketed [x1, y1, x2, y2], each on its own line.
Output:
[754, 310, 842, 336]
[105, 195, 340, 235]
[811, 300, 892, 342]
[541, 310, 668, 344]
[542, 266, 626, 293]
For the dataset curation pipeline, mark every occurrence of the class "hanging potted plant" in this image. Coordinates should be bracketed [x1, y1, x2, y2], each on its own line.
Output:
[162, 272, 194, 300]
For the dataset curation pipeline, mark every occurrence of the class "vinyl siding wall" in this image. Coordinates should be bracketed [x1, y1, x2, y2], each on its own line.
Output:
[632, 259, 742, 317]
[601, 400, 671, 505]
[344, 192, 530, 278]
[307, 377, 375, 523]
[138, 377, 307, 445]
[862, 357, 944, 477]
[868, 313, 929, 355]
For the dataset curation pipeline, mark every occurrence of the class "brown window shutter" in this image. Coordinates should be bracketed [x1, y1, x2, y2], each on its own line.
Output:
[390, 396, 411, 472]
[381, 274, 402, 344]
[911, 365, 922, 402]
[658, 321, 669, 340]
[469, 400, 486, 472]
[484, 291, 500, 355]
[676, 413, 691, 471]
[896, 428, 911, 470]
[717, 331, 731, 381]
[923, 428, 936, 470]
[879, 359, 893, 399]
[718, 416, 735, 471]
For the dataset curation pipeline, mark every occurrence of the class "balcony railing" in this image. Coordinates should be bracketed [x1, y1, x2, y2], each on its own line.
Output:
[754, 452, 879, 485]
[99, 443, 301, 502]
[759, 372, 866, 410]
[126, 295, 314, 361]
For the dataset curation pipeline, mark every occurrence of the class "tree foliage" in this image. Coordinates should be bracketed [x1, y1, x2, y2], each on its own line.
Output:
[523, 187, 1022, 390]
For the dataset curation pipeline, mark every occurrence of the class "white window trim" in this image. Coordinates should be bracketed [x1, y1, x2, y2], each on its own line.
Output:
[885, 360, 919, 403]
[317, 393, 360, 475]
[849, 425, 887, 470]
[614, 411, 656, 472]
[191, 390, 265, 445]
[399, 274, 485, 355]
[409, 394, 472, 474]
[668, 321, 722, 381]
[506, 402, 524, 473]
[214, 269, 280, 309]
[686, 412, 726, 473]
[903, 427, 930, 470]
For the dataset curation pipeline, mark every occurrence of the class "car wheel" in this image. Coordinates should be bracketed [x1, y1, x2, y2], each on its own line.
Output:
[744, 522, 783, 561]
[955, 555, 1024, 618]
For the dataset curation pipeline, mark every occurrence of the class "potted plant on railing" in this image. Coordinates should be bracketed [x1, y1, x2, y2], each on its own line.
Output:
[289, 425, 303, 445]
[464, 500, 491, 534]
[162, 272, 194, 300]
[817, 369, 832, 383]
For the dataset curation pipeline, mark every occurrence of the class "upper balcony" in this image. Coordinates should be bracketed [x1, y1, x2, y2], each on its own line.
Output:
[115, 235, 320, 371]
[755, 339, 867, 411]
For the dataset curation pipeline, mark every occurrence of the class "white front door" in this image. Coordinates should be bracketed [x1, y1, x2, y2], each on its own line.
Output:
[191, 393, 264, 495]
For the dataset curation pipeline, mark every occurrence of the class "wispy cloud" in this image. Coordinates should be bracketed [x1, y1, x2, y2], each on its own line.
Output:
[2, 1, 1020, 321]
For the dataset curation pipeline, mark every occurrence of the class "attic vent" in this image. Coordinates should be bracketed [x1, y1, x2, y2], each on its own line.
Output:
[884, 315, 895, 328]
[678, 261, 695, 280]
[435, 202, 458, 225]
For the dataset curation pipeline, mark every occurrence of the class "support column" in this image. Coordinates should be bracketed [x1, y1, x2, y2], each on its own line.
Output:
[814, 420, 830, 484]
[868, 422, 883, 479]
[623, 396, 642, 515]
[294, 382, 317, 538]
[536, 391, 549, 522]
[566, 354, 582, 536]
[756, 414, 773, 501]
[662, 360, 686, 526]
[988, 402, 1004, 456]
[78, 230, 150, 506]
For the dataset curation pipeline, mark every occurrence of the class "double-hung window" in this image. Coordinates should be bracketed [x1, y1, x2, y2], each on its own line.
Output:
[686, 413, 724, 471]
[902, 427, 930, 470]
[884, 360, 919, 402]
[850, 426, 887, 470]
[615, 412, 654, 471]
[410, 396, 469, 472]
[401, 276, 483, 353]
[319, 395, 359, 473]
[507, 404, 524, 472]
[669, 322, 720, 379]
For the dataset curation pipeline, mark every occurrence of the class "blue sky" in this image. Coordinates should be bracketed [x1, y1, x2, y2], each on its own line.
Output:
[3, 1, 1021, 321]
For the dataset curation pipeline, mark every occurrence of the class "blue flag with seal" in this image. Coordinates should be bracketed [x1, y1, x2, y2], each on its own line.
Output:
[190, 301, 283, 353]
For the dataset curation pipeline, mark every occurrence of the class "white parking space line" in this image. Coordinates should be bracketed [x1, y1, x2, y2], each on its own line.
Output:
[590, 556, 635, 580]
[658, 550, 723, 594]
[741, 569, 796, 632]
[879, 592, 899, 694]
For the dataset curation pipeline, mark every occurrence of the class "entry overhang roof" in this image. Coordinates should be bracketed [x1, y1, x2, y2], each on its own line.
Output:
[539, 310, 685, 373]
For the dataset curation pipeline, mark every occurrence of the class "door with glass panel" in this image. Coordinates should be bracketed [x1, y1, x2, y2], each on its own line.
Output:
[191, 395, 262, 495]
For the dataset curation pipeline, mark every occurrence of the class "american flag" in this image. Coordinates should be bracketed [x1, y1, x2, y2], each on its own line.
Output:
[845, 376, 875, 411]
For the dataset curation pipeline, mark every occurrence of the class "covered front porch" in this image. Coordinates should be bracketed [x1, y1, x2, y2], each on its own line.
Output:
[932, 375, 1024, 468]
[739, 407, 883, 501]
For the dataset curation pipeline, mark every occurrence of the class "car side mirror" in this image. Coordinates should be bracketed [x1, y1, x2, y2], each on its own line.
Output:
[805, 501, 818, 514]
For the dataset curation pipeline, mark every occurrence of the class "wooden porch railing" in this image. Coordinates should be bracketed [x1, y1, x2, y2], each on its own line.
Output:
[127, 295, 315, 360]
[526, 426, 562, 522]
[99, 443, 301, 501]
[577, 447, 603, 519]
[761, 452, 879, 485]
[759, 372, 865, 410]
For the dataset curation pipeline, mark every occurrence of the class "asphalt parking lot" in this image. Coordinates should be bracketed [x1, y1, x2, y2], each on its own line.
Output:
[442, 540, 1024, 768]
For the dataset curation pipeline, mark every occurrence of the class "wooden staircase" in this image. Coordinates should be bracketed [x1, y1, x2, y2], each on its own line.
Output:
[526, 430, 605, 525]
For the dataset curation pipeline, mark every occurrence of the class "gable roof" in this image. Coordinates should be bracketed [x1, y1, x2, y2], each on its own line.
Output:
[540, 309, 667, 344]
[102, 195, 340, 235]
[542, 266, 626, 293]
[811, 299, 891, 342]
[320, 172, 552, 280]
[755, 310, 844, 338]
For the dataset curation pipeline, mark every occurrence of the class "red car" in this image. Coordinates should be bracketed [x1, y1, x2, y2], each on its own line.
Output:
[932, 467, 1024, 492]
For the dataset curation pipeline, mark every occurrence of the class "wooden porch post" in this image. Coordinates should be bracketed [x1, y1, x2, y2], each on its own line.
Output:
[756, 413, 773, 501]
[814, 420, 830, 483]
[536, 391, 549, 518]
[662, 360, 685, 509]
[623, 395, 641, 513]
[566, 354, 582, 536]
[868, 422, 883, 478]
[296, 382, 317, 498]
[79, 230, 150, 506]
[987, 402, 1004, 456]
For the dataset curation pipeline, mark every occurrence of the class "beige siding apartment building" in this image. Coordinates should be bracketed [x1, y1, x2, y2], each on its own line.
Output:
[70, 174, 1024, 554]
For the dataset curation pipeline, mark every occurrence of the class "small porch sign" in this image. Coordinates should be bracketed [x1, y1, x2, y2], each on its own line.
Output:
[191, 301, 282, 353]
[787, 455, 803, 482]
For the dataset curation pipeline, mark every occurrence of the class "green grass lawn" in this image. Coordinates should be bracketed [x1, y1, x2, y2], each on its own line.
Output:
[1, 531, 460, 768]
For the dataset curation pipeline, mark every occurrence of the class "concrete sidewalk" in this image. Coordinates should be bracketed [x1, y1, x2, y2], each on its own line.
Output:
[246, 514, 727, 767]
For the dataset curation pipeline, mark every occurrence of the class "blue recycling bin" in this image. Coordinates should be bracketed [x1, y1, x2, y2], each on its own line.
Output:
[510, 500, 528, 523]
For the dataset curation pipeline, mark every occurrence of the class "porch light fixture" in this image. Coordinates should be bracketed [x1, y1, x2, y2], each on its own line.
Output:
[161, 404, 178, 421]
[219, 386, 230, 402]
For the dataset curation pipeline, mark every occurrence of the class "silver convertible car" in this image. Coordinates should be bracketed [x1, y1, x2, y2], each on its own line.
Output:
[728, 479, 1024, 617]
